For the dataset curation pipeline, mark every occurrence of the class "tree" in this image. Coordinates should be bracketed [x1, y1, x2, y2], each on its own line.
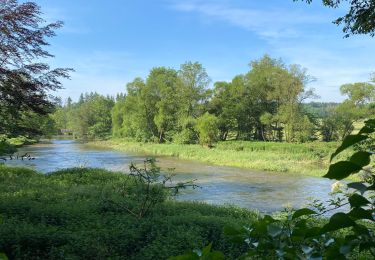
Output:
[0, 0, 71, 137]
[296, 0, 375, 37]
[177, 61, 211, 118]
[147, 67, 181, 143]
[195, 112, 219, 146]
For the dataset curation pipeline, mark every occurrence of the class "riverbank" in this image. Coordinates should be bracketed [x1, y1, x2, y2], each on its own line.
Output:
[89, 139, 349, 178]
[0, 165, 258, 259]
[0, 136, 37, 156]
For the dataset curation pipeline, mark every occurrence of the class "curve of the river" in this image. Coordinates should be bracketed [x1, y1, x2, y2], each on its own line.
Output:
[5, 139, 335, 213]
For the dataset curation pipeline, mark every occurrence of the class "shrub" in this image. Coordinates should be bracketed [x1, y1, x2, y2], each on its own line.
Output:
[195, 113, 219, 147]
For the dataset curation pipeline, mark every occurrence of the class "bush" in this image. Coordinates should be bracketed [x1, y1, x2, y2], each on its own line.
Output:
[195, 113, 219, 146]
[0, 163, 258, 259]
[173, 128, 198, 144]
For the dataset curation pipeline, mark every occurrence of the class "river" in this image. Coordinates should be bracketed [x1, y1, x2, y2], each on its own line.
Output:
[5, 139, 336, 213]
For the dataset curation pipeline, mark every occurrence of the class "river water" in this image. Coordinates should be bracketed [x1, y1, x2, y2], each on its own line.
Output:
[5, 139, 335, 213]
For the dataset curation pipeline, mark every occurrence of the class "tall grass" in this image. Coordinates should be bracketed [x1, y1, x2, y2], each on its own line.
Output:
[90, 140, 350, 177]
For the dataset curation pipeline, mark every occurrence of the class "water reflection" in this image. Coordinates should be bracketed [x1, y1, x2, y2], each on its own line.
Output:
[7, 139, 335, 213]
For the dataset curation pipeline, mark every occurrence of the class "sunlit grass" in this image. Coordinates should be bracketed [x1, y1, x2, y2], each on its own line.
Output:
[90, 140, 352, 178]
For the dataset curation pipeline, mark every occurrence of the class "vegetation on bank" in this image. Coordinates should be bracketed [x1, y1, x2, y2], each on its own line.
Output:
[0, 165, 258, 259]
[1, 117, 374, 259]
[90, 139, 353, 177]
[0, 136, 38, 156]
[52, 57, 374, 146]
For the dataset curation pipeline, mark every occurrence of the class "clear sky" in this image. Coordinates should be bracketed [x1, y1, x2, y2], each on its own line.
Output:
[36, 0, 375, 102]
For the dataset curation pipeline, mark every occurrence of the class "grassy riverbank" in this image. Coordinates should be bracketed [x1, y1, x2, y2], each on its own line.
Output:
[90, 139, 350, 177]
[0, 136, 38, 156]
[0, 165, 257, 259]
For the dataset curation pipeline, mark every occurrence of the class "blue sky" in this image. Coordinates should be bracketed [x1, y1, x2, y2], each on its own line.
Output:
[36, 0, 375, 102]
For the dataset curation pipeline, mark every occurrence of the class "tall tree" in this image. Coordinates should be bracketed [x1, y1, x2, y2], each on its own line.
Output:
[0, 0, 71, 137]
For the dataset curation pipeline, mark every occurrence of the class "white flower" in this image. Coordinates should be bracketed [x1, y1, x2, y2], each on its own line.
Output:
[331, 181, 344, 194]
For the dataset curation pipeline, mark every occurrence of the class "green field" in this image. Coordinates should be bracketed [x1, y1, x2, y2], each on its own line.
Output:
[90, 139, 351, 178]
[0, 165, 257, 259]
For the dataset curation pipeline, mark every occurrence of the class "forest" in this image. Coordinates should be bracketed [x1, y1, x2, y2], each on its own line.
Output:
[49, 56, 374, 146]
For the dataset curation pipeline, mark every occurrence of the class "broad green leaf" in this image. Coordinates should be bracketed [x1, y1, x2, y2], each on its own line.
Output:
[330, 135, 368, 161]
[0, 254, 8, 260]
[348, 208, 374, 221]
[292, 208, 316, 219]
[321, 213, 356, 233]
[202, 243, 212, 256]
[267, 223, 282, 238]
[223, 225, 246, 244]
[353, 224, 370, 236]
[324, 161, 362, 180]
[263, 215, 276, 223]
[347, 182, 368, 194]
[304, 227, 321, 238]
[301, 245, 313, 255]
[349, 151, 371, 167]
[348, 194, 370, 208]
[358, 119, 375, 134]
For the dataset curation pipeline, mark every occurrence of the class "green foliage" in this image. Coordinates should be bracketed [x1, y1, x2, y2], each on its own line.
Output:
[0, 164, 258, 259]
[109, 62, 210, 143]
[93, 139, 353, 177]
[170, 243, 224, 260]
[52, 93, 114, 139]
[187, 118, 375, 259]
[195, 113, 219, 146]
[0, 0, 72, 139]
[296, 0, 375, 37]
[0, 139, 16, 156]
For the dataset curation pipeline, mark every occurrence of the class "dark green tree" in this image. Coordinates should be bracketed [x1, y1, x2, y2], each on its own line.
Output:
[0, 0, 72, 138]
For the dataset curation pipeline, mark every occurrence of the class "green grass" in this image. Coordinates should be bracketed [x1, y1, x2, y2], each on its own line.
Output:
[0, 165, 258, 259]
[90, 139, 352, 178]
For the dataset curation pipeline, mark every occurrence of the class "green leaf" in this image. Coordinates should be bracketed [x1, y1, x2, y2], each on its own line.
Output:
[267, 223, 282, 238]
[263, 215, 276, 223]
[322, 213, 356, 233]
[347, 182, 368, 194]
[324, 161, 363, 180]
[223, 225, 246, 244]
[349, 151, 371, 167]
[348, 194, 370, 208]
[292, 208, 316, 219]
[0, 254, 8, 260]
[348, 208, 374, 221]
[330, 135, 368, 161]
[353, 224, 370, 236]
[358, 119, 375, 134]
[202, 243, 212, 256]
[301, 245, 313, 255]
[304, 227, 322, 238]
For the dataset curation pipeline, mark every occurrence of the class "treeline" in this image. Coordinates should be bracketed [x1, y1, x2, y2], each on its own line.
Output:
[53, 93, 114, 139]
[53, 55, 374, 144]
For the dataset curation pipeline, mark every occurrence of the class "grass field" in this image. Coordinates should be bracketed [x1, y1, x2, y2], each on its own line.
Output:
[90, 139, 351, 178]
[0, 165, 257, 259]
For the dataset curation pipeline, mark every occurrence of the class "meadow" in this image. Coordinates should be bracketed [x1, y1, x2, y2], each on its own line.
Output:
[0, 165, 258, 259]
[90, 140, 351, 178]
